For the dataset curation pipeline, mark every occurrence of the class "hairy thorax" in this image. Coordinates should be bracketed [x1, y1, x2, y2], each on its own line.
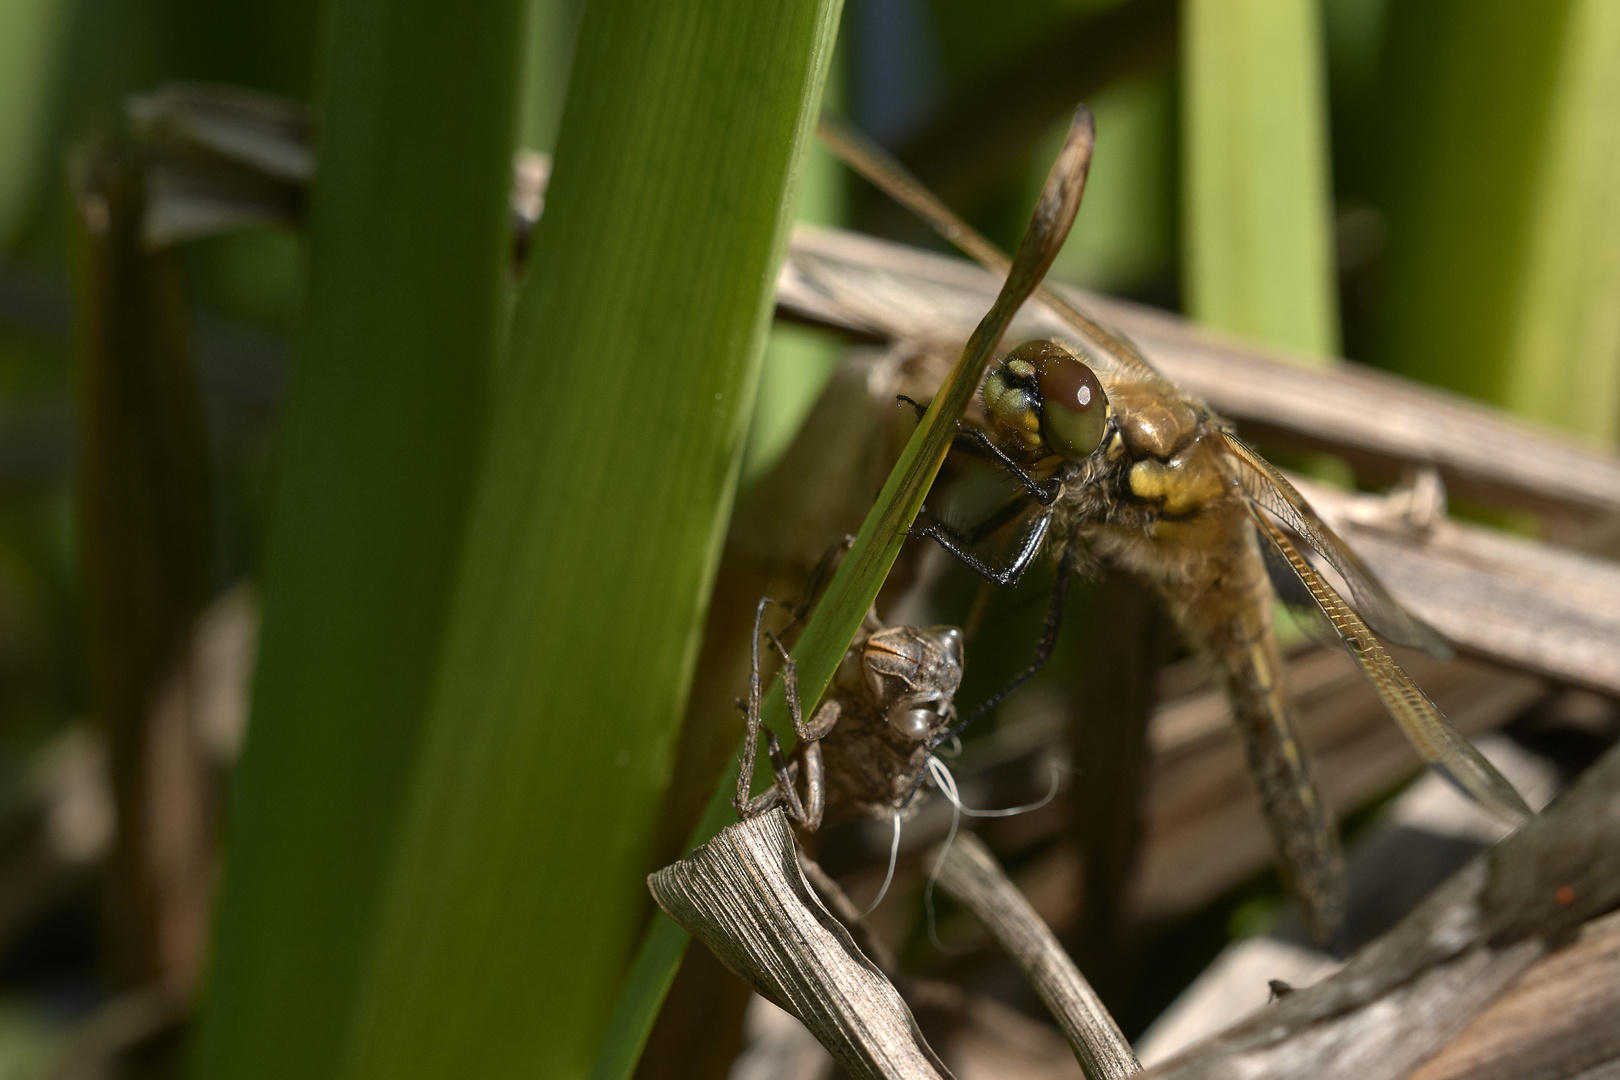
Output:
[1052, 378, 1250, 589]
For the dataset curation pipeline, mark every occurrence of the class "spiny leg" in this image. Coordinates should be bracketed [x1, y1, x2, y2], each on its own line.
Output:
[938, 491, 1040, 551]
[899, 394, 1027, 468]
[897, 394, 1064, 504]
[914, 502, 1056, 587]
[949, 543, 1078, 739]
[953, 426, 1064, 504]
[734, 597, 774, 818]
[900, 390, 1062, 586]
[765, 629, 833, 830]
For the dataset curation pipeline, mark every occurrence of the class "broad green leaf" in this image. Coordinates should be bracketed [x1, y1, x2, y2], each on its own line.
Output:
[0, 0, 72, 250]
[1182, 0, 1340, 359]
[743, 56, 848, 488]
[583, 761, 739, 1080]
[518, 0, 581, 154]
[1379, 0, 1620, 445]
[336, 2, 845, 1078]
[192, 0, 528, 1074]
[1506, 0, 1620, 444]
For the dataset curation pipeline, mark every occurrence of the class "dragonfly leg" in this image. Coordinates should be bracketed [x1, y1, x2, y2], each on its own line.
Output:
[803, 699, 840, 742]
[899, 394, 1014, 465]
[949, 543, 1077, 738]
[740, 734, 822, 831]
[762, 730, 813, 827]
[959, 492, 1038, 544]
[740, 778, 782, 818]
[954, 427, 1063, 504]
[733, 698, 757, 818]
[764, 629, 841, 743]
[913, 503, 1056, 587]
[784, 535, 856, 627]
[898, 394, 1065, 504]
[766, 631, 803, 733]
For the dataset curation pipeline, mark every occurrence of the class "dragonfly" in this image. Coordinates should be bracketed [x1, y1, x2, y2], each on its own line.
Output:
[735, 598, 964, 831]
[817, 115, 1533, 942]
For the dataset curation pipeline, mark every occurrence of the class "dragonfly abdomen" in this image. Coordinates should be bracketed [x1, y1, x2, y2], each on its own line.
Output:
[1154, 518, 1347, 943]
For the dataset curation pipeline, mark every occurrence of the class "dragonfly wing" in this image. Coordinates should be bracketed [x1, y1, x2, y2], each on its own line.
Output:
[1251, 508, 1533, 826]
[1257, 530, 1351, 654]
[816, 111, 1170, 389]
[1220, 430, 1451, 659]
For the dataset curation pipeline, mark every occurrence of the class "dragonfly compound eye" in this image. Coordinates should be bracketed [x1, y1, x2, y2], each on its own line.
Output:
[1018, 339, 1108, 460]
[983, 360, 1046, 458]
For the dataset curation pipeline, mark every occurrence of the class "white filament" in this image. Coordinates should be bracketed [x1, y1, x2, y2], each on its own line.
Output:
[856, 810, 903, 919]
[923, 754, 1065, 952]
[926, 754, 1063, 820]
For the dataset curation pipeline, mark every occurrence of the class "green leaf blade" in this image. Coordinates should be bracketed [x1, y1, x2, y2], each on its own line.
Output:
[1378, 0, 1620, 445]
[762, 108, 1095, 742]
[192, 0, 529, 1075]
[1182, 0, 1340, 360]
[337, 3, 845, 1077]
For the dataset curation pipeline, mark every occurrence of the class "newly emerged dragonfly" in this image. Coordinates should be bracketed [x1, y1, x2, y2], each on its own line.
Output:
[735, 598, 964, 830]
[818, 116, 1533, 941]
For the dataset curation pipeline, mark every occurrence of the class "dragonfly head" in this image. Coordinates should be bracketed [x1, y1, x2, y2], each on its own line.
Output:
[984, 340, 1110, 462]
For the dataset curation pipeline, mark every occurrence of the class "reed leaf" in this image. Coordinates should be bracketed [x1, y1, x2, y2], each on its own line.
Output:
[191, 0, 528, 1074]
[584, 762, 738, 1080]
[1504, 0, 1620, 444]
[1378, 0, 1620, 444]
[759, 108, 1093, 743]
[0, 0, 70, 249]
[1182, 0, 1340, 359]
[334, 3, 844, 1077]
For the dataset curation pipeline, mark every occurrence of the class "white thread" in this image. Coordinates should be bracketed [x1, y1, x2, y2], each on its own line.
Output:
[924, 760, 965, 953]
[923, 755, 1065, 952]
[856, 810, 903, 918]
[928, 754, 1063, 819]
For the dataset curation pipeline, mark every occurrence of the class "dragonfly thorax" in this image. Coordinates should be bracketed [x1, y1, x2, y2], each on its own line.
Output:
[1109, 383, 1203, 462]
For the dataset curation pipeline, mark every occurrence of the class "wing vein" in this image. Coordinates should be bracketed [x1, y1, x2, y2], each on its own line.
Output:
[1249, 508, 1531, 825]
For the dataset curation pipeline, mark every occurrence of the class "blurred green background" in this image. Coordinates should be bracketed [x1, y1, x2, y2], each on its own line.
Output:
[0, 0, 1616, 1077]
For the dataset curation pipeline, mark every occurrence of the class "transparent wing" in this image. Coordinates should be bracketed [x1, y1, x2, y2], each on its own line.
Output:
[1257, 531, 1348, 654]
[816, 111, 1168, 388]
[1220, 429, 1451, 658]
[1250, 508, 1532, 826]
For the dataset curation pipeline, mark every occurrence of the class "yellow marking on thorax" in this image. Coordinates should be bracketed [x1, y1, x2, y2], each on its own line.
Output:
[1127, 434, 1233, 517]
